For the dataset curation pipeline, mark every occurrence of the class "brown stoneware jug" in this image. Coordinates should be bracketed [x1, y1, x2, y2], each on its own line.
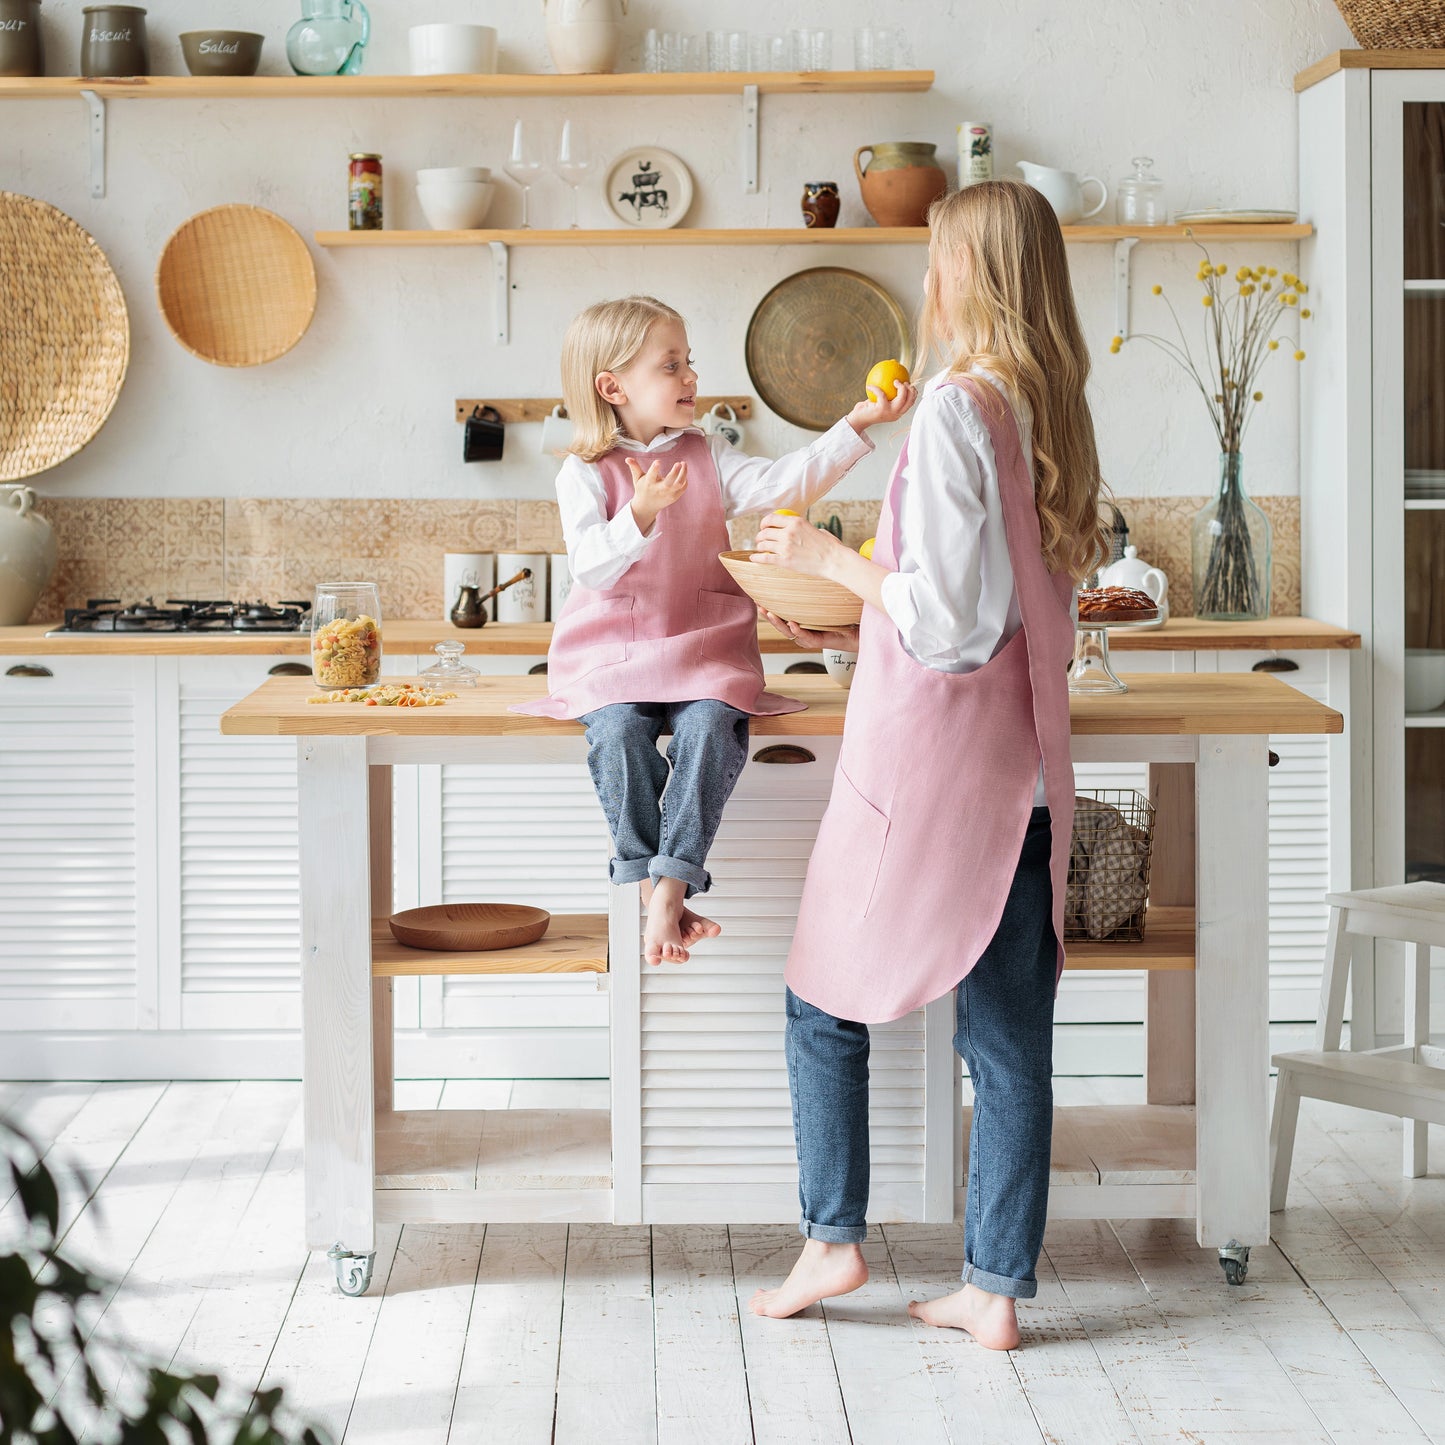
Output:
[853, 142, 947, 228]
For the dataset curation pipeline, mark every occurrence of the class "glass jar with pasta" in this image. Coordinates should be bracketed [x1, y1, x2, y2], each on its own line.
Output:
[310, 582, 383, 690]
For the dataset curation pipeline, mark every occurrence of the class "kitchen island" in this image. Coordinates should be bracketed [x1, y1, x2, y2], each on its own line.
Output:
[222, 670, 1341, 1295]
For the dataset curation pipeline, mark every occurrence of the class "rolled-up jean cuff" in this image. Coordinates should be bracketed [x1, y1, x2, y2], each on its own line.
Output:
[608, 857, 652, 885]
[648, 854, 710, 897]
[961, 1262, 1037, 1300]
[799, 1219, 867, 1244]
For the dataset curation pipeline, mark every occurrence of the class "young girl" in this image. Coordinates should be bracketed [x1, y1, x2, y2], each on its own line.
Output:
[514, 295, 912, 966]
[748, 182, 1108, 1347]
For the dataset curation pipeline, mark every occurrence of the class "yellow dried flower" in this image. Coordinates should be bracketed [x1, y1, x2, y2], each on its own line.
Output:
[1297, 282, 1308, 293]
[1294, 349, 1306, 361]
[1241, 283, 1256, 296]
[1282, 293, 1298, 306]
[1202, 295, 1214, 307]
[1215, 263, 1227, 275]
[1268, 340, 1279, 350]
[1253, 391, 1263, 402]
[1236, 267, 1250, 282]
[1151, 284, 1162, 295]
[1301, 308, 1312, 318]
[1267, 267, 1278, 277]
[1109, 336, 1123, 353]
[1262, 281, 1272, 291]
[1283, 272, 1297, 286]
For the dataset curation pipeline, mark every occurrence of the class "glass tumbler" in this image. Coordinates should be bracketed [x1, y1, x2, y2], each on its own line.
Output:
[311, 582, 383, 690]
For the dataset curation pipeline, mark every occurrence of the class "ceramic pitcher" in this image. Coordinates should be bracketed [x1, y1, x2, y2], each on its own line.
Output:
[854, 142, 947, 228]
[0, 484, 58, 626]
[1015, 161, 1108, 224]
[543, 0, 626, 75]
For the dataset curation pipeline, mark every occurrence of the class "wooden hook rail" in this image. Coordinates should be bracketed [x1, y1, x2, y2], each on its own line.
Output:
[455, 396, 754, 424]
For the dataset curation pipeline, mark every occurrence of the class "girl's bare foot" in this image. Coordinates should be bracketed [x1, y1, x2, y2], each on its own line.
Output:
[643, 877, 689, 966]
[907, 1283, 1020, 1350]
[678, 906, 721, 948]
[749, 1240, 869, 1319]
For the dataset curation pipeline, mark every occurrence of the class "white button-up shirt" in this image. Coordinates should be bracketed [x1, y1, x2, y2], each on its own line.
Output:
[556, 420, 873, 591]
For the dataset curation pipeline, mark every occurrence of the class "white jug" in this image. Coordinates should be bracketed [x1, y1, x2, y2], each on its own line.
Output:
[1015, 161, 1108, 225]
[543, 0, 627, 75]
[0, 484, 57, 626]
[1097, 545, 1169, 624]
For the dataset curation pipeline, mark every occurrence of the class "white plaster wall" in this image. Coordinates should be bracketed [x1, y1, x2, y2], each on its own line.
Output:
[5, 0, 1352, 501]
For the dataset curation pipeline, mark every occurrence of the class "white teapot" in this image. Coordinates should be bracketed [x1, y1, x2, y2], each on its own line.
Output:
[1015, 161, 1108, 225]
[1097, 545, 1169, 624]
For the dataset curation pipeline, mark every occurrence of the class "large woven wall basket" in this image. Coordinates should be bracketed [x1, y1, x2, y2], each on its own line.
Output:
[1333, 0, 1445, 47]
[155, 204, 317, 367]
[0, 193, 130, 481]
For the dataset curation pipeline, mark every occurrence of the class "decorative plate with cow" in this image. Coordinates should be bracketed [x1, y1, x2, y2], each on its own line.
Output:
[604, 148, 694, 230]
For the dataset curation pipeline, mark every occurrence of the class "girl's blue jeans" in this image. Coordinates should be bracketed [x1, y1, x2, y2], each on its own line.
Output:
[784, 806, 1057, 1299]
[580, 699, 750, 898]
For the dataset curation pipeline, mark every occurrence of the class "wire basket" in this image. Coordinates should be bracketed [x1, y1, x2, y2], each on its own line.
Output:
[1332, 0, 1445, 47]
[1065, 789, 1156, 944]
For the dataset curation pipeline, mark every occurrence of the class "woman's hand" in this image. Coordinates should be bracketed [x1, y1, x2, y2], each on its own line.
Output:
[847, 381, 917, 436]
[751, 512, 846, 579]
[759, 608, 860, 652]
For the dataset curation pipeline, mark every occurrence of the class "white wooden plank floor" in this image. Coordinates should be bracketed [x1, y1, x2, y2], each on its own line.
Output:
[4, 1077, 1443, 1445]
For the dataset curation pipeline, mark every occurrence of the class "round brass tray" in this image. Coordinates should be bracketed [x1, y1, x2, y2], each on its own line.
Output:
[744, 267, 911, 432]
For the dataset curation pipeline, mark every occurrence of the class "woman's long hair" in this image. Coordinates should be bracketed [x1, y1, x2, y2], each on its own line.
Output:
[561, 295, 686, 462]
[919, 181, 1110, 581]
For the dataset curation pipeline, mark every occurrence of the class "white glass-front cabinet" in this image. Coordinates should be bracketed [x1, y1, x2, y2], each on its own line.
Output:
[1300, 61, 1445, 1042]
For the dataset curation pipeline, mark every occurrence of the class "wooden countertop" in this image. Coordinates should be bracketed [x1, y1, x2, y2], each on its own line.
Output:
[3, 616, 1361, 657]
[221, 672, 1344, 739]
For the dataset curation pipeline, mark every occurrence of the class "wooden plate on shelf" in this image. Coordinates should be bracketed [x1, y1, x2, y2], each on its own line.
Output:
[388, 903, 551, 952]
[719, 550, 863, 630]
[745, 267, 911, 432]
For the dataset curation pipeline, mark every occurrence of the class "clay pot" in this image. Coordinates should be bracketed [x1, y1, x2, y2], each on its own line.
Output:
[853, 142, 947, 228]
[801, 181, 840, 228]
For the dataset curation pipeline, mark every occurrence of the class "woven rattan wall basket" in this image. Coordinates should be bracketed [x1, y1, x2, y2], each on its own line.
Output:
[155, 205, 317, 367]
[1333, 0, 1445, 47]
[0, 194, 130, 481]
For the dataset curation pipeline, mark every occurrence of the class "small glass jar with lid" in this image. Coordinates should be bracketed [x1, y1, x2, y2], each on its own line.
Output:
[418, 640, 480, 690]
[1116, 156, 1167, 227]
[311, 582, 382, 690]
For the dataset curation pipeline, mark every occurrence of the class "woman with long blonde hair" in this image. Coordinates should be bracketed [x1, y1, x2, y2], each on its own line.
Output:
[749, 181, 1106, 1347]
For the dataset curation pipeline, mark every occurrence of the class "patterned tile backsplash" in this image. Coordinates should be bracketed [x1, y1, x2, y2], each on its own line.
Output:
[26, 494, 1302, 623]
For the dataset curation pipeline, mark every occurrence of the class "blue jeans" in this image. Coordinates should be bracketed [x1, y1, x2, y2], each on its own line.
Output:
[785, 806, 1057, 1299]
[580, 700, 750, 898]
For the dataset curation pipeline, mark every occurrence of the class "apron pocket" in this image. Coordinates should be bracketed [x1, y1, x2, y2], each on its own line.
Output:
[697, 588, 760, 670]
[557, 594, 634, 675]
[829, 763, 891, 918]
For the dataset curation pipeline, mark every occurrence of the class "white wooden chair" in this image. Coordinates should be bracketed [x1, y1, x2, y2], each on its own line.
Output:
[1270, 882, 1445, 1211]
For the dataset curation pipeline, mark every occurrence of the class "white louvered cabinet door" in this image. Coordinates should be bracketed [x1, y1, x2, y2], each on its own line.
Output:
[638, 739, 930, 1225]
[0, 656, 157, 1031]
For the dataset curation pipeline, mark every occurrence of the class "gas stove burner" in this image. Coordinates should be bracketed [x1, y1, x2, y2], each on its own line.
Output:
[49, 596, 314, 635]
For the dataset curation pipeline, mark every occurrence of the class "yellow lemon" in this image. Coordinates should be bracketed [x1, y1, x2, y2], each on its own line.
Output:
[770, 508, 800, 518]
[859, 537, 876, 560]
[865, 358, 910, 401]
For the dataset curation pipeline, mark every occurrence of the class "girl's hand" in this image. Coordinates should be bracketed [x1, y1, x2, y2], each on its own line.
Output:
[627, 457, 688, 534]
[847, 381, 917, 435]
[751, 512, 845, 579]
[759, 608, 860, 652]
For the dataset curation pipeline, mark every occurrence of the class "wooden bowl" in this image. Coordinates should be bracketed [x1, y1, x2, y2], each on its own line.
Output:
[718, 550, 863, 630]
[388, 903, 551, 952]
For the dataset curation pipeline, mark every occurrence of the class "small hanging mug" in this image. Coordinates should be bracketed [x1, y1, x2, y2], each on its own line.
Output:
[463, 404, 505, 462]
[539, 403, 575, 457]
[703, 401, 744, 448]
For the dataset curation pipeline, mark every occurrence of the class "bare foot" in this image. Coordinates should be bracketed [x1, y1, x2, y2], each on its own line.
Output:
[908, 1283, 1020, 1350]
[749, 1240, 869, 1318]
[678, 906, 722, 949]
[643, 877, 689, 966]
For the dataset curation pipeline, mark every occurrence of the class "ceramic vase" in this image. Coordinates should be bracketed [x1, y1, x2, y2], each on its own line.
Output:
[853, 142, 946, 227]
[0, 485, 58, 626]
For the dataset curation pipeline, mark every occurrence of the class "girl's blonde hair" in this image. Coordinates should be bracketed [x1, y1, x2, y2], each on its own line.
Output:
[919, 181, 1111, 581]
[561, 295, 687, 462]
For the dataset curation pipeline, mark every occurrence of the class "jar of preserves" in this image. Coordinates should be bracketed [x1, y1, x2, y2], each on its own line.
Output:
[311, 582, 382, 689]
[348, 152, 383, 231]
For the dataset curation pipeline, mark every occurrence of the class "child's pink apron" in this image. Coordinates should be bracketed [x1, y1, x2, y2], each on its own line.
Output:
[514, 431, 804, 720]
[785, 377, 1075, 1024]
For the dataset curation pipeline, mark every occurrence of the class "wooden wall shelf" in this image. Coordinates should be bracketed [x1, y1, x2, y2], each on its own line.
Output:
[454, 396, 752, 424]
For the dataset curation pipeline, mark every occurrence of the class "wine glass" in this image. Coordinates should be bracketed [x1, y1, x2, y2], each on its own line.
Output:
[553, 120, 594, 231]
[504, 119, 545, 229]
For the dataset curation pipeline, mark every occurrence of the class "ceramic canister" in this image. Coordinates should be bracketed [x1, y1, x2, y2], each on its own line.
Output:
[81, 4, 148, 76]
[0, 485, 58, 626]
[495, 553, 547, 624]
[443, 551, 494, 623]
[0, 0, 43, 78]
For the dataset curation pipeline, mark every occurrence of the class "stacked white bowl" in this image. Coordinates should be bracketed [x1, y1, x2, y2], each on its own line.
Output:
[408, 23, 498, 75]
[1405, 648, 1445, 715]
[416, 167, 496, 230]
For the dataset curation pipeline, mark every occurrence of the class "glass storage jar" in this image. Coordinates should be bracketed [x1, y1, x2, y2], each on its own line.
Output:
[1115, 156, 1167, 226]
[311, 582, 382, 689]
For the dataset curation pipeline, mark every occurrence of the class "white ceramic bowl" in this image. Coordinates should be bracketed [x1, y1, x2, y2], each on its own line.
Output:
[1405, 647, 1445, 714]
[417, 166, 492, 185]
[416, 181, 496, 231]
[408, 23, 497, 75]
[822, 648, 858, 690]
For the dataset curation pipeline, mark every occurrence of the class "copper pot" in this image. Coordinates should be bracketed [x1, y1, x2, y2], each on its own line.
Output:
[853, 142, 946, 228]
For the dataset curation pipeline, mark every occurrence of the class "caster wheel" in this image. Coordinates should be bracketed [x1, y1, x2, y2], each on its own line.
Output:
[1218, 1241, 1250, 1286]
[328, 1243, 376, 1296]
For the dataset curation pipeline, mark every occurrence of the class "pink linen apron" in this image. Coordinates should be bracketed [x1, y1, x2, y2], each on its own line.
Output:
[785, 376, 1076, 1025]
[513, 431, 804, 720]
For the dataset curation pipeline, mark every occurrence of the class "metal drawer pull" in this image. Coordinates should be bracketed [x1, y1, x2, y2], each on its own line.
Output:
[1252, 657, 1298, 673]
[268, 662, 313, 677]
[5, 663, 53, 677]
[784, 660, 827, 674]
[1268, 750, 1280, 768]
[528, 662, 549, 675]
[752, 744, 816, 765]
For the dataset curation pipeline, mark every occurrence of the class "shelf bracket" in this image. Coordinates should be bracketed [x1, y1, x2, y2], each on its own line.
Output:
[1114, 237, 1139, 339]
[740, 83, 759, 194]
[490, 240, 509, 346]
[80, 89, 106, 199]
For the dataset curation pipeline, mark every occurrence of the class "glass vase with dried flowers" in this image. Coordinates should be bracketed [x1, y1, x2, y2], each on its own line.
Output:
[1110, 253, 1313, 620]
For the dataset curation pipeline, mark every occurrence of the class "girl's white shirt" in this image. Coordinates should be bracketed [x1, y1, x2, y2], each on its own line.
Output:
[556, 419, 872, 592]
